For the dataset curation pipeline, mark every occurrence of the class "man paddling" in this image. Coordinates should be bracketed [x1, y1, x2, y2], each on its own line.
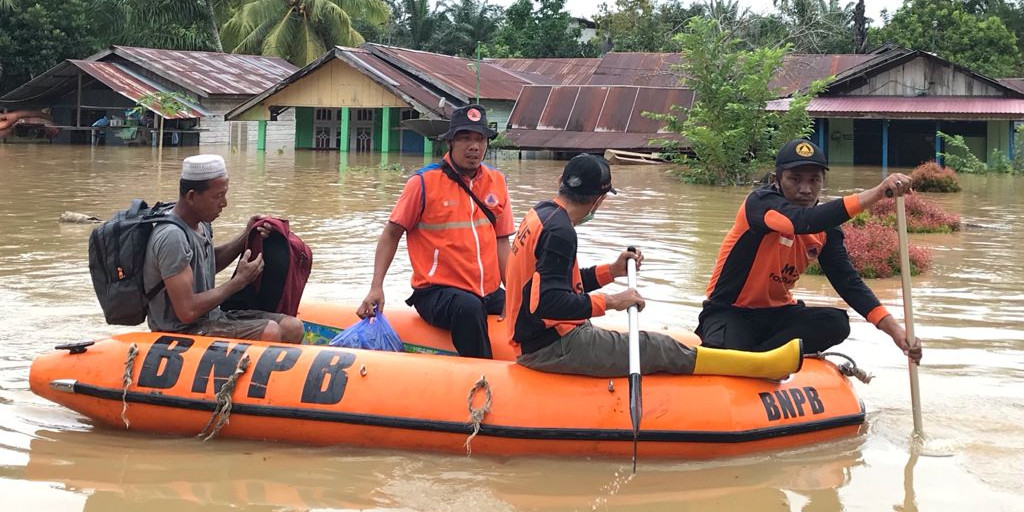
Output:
[357, 104, 513, 358]
[696, 139, 922, 363]
[506, 153, 802, 379]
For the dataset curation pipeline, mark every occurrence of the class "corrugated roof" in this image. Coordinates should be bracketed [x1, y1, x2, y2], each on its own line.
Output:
[225, 46, 448, 122]
[111, 46, 297, 97]
[504, 85, 690, 151]
[487, 58, 601, 85]
[587, 53, 683, 87]
[768, 96, 1024, 119]
[69, 61, 206, 119]
[772, 54, 875, 96]
[997, 78, 1024, 95]
[365, 44, 530, 101]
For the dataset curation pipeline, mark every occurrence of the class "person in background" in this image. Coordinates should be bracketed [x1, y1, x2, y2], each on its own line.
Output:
[357, 104, 513, 358]
[506, 153, 803, 379]
[696, 139, 922, 364]
[144, 154, 304, 342]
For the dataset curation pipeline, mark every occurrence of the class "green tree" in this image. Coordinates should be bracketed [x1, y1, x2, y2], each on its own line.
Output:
[491, 0, 590, 57]
[433, 0, 501, 56]
[0, 0, 99, 94]
[95, 0, 230, 51]
[594, 0, 704, 52]
[648, 17, 826, 185]
[872, 0, 1021, 77]
[222, 0, 390, 66]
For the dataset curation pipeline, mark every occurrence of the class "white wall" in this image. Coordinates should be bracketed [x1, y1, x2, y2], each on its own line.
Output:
[198, 97, 296, 146]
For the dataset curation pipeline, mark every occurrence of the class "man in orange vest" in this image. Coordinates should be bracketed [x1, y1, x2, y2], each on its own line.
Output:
[506, 153, 802, 379]
[697, 139, 921, 363]
[357, 104, 513, 358]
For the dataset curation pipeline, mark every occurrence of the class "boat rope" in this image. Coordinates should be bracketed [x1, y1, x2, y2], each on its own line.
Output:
[120, 343, 138, 429]
[464, 374, 492, 456]
[197, 354, 251, 442]
[812, 351, 873, 384]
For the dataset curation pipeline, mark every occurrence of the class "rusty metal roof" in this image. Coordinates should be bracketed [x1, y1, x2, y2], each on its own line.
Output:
[587, 53, 684, 87]
[110, 46, 297, 97]
[70, 61, 206, 118]
[769, 96, 1024, 119]
[997, 78, 1024, 94]
[487, 58, 601, 85]
[365, 44, 530, 101]
[504, 85, 690, 151]
[772, 54, 874, 96]
[0, 59, 206, 118]
[226, 46, 448, 121]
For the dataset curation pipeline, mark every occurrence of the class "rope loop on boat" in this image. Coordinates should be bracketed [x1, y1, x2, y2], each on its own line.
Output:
[813, 351, 873, 384]
[120, 343, 139, 429]
[198, 354, 251, 442]
[464, 374, 492, 456]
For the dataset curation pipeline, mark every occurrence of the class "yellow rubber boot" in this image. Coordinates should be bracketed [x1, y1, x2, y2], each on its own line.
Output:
[693, 339, 804, 380]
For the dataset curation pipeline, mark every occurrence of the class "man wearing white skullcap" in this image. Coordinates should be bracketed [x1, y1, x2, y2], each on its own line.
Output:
[141, 154, 304, 342]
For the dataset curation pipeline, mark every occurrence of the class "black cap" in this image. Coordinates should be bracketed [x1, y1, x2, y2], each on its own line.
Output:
[440, 104, 497, 140]
[776, 139, 829, 171]
[561, 154, 617, 196]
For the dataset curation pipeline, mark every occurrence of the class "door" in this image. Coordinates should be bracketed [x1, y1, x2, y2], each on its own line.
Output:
[350, 108, 375, 152]
[313, 108, 336, 149]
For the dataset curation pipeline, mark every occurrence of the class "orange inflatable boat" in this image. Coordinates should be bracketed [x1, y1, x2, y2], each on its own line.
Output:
[29, 303, 865, 459]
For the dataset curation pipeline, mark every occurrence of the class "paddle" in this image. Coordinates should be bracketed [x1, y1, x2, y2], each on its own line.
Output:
[625, 245, 642, 474]
[893, 192, 925, 438]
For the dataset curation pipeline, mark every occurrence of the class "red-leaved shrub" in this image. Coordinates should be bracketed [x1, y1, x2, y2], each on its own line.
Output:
[910, 161, 961, 193]
[840, 222, 932, 278]
[869, 195, 961, 233]
[806, 220, 933, 278]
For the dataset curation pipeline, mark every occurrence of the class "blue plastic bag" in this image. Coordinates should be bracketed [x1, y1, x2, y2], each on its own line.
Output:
[329, 308, 404, 352]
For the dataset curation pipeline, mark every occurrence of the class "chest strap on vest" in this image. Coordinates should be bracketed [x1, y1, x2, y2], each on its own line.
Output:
[440, 161, 497, 226]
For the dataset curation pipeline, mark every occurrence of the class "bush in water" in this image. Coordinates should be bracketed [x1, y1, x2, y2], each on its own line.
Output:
[869, 195, 961, 233]
[806, 221, 932, 278]
[910, 161, 961, 193]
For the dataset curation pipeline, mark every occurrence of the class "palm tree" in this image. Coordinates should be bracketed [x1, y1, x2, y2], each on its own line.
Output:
[399, 0, 440, 50]
[433, 0, 500, 56]
[222, 0, 390, 66]
[97, 0, 233, 51]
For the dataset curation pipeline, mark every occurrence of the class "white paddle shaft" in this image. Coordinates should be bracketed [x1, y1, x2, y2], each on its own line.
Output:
[627, 258, 640, 375]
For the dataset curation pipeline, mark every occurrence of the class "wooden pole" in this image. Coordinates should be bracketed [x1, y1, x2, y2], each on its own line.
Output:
[895, 195, 925, 437]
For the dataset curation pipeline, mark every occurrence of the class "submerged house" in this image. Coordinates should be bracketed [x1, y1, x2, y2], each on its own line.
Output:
[0, 46, 297, 146]
[226, 44, 536, 154]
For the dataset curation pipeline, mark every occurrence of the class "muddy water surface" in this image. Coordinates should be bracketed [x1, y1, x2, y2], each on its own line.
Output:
[0, 145, 1021, 511]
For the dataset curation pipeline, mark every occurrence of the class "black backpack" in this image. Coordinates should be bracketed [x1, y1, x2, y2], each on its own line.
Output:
[88, 200, 189, 325]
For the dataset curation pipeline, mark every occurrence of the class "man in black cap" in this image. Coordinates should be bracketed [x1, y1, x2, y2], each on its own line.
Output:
[505, 153, 804, 378]
[696, 139, 922, 363]
[357, 104, 514, 358]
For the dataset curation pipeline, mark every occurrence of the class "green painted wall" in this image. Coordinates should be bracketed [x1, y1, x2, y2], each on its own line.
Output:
[295, 107, 314, 149]
[987, 120, 1011, 164]
[827, 118, 855, 164]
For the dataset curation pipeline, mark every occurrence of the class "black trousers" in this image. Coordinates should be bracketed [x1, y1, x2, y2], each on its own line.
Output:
[406, 286, 505, 359]
[695, 301, 851, 354]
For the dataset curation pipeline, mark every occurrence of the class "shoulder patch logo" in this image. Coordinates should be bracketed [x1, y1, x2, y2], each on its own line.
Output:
[485, 193, 499, 207]
[795, 142, 815, 157]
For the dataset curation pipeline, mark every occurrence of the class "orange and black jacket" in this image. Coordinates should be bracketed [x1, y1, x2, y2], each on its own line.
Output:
[705, 184, 890, 326]
[506, 199, 614, 353]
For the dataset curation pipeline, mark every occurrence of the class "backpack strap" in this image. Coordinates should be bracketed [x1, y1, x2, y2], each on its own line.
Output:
[440, 160, 497, 226]
[142, 211, 195, 301]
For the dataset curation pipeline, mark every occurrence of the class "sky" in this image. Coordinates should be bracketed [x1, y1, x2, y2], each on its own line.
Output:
[488, 0, 908, 26]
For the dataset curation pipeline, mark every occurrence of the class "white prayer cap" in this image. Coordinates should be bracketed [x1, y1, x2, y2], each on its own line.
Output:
[181, 154, 227, 181]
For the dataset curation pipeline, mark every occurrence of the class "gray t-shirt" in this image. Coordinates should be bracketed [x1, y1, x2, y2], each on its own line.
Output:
[143, 213, 223, 332]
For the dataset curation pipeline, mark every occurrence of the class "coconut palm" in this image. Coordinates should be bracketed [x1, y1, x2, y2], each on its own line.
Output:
[96, 0, 232, 51]
[222, 0, 390, 66]
[433, 0, 500, 56]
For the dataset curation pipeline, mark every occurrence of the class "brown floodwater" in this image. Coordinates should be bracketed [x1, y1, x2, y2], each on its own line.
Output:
[0, 144, 1021, 511]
